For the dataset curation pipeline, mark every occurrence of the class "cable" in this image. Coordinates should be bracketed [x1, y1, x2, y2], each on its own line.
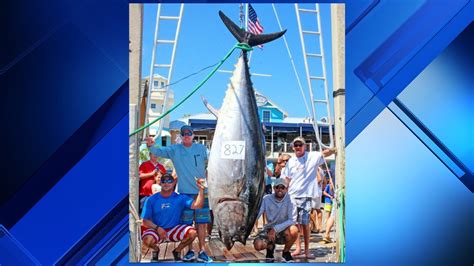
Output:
[271, 4, 312, 121]
[139, 62, 219, 101]
[129, 43, 252, 137]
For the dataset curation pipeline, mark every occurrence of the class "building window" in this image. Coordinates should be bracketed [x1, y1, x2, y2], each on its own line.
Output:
[151, 103, 156, 109]
[193, 135, 207, 143]
[263, 110, 271, 122]
[153, 80, 159, 88]
[161, 81, 165, 88]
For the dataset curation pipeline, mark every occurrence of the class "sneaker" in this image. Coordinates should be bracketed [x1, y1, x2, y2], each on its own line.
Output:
[282, 251, 294, 262]
[266, 245, 275, 260]
[151, 251, 159, 262]
[183, 250, 195, 261]
[172, 249, 181, 261]
[196, 250, 213, 262]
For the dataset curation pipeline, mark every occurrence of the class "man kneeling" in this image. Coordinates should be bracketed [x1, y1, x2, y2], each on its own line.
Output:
[253, 179, 299, 262]
[141, 173, 206, 261]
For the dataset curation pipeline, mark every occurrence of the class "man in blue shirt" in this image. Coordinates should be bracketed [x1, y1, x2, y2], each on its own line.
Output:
[141, 173, 206, 262]
[146, 125, 212, 262]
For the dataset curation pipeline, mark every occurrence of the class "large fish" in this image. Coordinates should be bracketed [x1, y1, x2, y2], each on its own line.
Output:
[205, 11, 286, 250]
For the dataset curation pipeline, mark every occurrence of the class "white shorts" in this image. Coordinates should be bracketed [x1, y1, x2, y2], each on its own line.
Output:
[311, 196, 322, 209]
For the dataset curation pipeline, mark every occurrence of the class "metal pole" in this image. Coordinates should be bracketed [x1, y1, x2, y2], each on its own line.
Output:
[271, 126, 274, 155]
[129, 104, 140, 262]
[245, 3, 255, 65]
[245, 3, 249, 30]
[129, 4, 143, 262]
[331, 3, 345, 263]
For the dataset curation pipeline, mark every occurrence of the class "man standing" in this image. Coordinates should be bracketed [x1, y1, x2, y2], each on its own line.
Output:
[141, 174, 206, 261]
[146, 125, 212, 262]
[280, 136, 336, 258]
[253, 178, 299, 262]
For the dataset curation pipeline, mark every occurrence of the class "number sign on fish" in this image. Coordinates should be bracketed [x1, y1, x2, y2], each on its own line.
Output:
[220, 141, 246, 160]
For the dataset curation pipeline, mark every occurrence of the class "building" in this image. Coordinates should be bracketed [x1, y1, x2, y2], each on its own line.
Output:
[170, 90, 333, 160]
[141, 74, 174, 146]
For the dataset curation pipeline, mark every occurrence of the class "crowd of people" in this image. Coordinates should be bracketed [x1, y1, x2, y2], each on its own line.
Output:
[137, 125, 337, 262]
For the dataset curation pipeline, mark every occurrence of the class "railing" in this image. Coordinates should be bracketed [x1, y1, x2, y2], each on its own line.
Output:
[195, 140, 321, 157]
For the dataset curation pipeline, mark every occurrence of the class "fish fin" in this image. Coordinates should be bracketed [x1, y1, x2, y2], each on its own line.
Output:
[219, 11, 286, 47]
[219, 11, 246, 43]
[248, 30, 287, 47]
[201, 95, 219, 119]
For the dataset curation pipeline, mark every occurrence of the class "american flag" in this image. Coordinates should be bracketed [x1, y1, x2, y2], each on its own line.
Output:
[247, 4, 264, 47]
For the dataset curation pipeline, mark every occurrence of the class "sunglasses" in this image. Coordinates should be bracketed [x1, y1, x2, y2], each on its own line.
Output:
[293, 143, 304, 148]
[274, 185, 286, 190]
[161, 179, 174, 184]
[181, 132, 193, 137]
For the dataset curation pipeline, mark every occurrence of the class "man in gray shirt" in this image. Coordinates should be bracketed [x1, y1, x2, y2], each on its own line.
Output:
[253, 178, 299, 262]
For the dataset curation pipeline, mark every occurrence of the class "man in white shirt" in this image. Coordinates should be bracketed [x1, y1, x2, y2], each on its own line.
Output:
[280, 136, 336, 258]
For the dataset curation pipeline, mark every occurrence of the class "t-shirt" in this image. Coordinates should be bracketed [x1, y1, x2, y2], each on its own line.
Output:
[312, 167, 324, 198]
[149, 143, 208, 194]
[257, 193, 297, 233]
[280, 151, 324, 198]
[324, 184, 334, 204]
[141, 192, 193, 229]
[139, 161, 166, 196]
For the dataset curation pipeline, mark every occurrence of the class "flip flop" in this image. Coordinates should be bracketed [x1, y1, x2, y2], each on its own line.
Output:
[322, 237, 332, 243]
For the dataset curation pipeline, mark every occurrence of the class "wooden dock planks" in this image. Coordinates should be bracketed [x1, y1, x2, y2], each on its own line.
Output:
[139, 229, 337, 263]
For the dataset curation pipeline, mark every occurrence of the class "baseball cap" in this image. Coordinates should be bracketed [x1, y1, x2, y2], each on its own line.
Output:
[292, 136, 305, 145]
[180, 125, 194, 135]
[160, 173, 174, 182]
[273, 178, 288, 188]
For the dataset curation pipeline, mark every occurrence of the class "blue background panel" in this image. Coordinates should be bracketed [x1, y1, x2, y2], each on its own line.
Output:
[398, 23, 474, 173]
[10, 116, 128, 265]
[347, 109, 473, 265]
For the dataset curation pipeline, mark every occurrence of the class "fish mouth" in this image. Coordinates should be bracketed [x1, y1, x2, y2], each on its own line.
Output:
[217, 197, 244, 204]
[220, 229, 247, 250]
[214, 198, 250, 250]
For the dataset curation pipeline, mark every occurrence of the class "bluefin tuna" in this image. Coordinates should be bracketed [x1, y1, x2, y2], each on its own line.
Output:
[205, 11, 286, 250]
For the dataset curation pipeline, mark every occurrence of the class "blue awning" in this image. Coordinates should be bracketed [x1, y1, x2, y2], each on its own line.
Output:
[188, 119, 331, 134]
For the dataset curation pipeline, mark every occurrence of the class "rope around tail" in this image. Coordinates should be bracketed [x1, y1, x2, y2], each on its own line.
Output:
[129, 43, 253, 137]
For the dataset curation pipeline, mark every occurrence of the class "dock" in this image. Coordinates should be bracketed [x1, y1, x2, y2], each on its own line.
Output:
[140, 227, 337, 263]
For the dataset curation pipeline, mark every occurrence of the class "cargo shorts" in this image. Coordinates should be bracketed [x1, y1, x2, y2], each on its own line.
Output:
[180, 193, 211, 225]
[292, 197, 312, 225]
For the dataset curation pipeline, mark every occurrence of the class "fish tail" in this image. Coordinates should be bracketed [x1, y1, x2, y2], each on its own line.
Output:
[219, 11, 286, 47]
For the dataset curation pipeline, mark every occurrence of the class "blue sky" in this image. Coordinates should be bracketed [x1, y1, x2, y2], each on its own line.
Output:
[141, 4, 335, 122]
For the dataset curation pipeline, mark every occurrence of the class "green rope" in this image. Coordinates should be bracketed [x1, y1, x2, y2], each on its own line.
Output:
[129, 43, 252, 137]
[338, 188, 346, 262]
